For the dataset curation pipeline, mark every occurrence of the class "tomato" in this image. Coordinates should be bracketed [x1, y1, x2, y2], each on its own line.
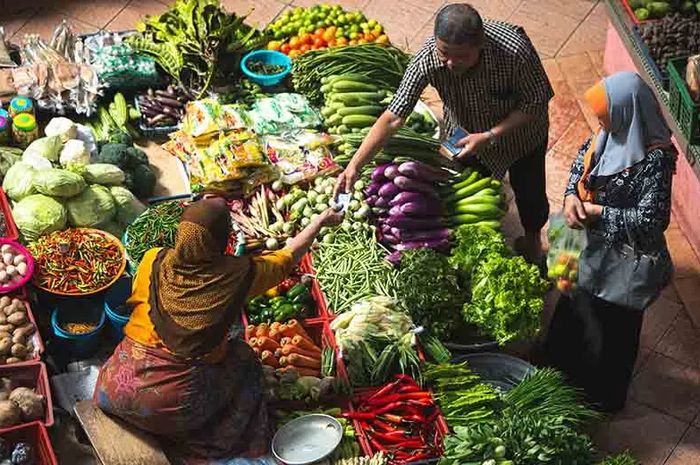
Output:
[322, 31, 335, 42]
[315, 27, 326, 36]
[357, 39, 368, 45]
[348, 39, 358, 46]
[280, 43, 292, 54]
[365, 31, 378, 41]
[311, 45, 321, 50]
[288, 49, 301, 59]
[300, 44, 311, 53]
[266, 41, 281, 51]
[289, 36, 301, 49]
[327, 39, 337, 47]
[300, 33, 313, 45]
[313, 37, 325, 48]
[376, 34, 389, 45]
[336, 36, 349, 46]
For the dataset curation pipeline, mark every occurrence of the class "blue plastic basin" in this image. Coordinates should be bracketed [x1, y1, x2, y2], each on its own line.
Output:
[51, 302, 105, 360]
[104, 275, 133, 343]
[241, 50, 292, 87]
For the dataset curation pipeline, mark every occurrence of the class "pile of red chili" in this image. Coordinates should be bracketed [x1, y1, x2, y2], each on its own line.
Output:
[344, 375, 445, 464]
[29, 228, 124, 295]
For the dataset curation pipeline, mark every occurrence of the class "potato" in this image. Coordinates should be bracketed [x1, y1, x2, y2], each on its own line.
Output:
[11, 333, 25, 345]
[5, 357, 21, 364]
[12, 323, 34, 340]
[10, 344, 26, 358]
[0, 399, 20, 426]
[0, 314, 8, 325]
[7, 312, 26, 326]
[0, 332, 10, 341]
[0, 338, 12, 356]
[10, 387, 44, 421]
[0, 325, 13, 334]
[0, 296, 10, 310]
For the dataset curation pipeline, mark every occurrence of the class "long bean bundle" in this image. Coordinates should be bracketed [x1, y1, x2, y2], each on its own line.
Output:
[337, 128, 445, 168]
[313, 229, 399, 314]
[292, 44, 411, 104]
[125, 202, 185, 266]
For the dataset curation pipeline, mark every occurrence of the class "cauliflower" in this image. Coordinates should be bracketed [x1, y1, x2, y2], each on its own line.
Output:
[44, 117, 77, 142]
[59, 139, 90, 169]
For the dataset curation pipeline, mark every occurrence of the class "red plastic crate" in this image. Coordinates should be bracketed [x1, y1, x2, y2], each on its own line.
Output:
[0, 361, 54, 430]
[0, 189, 19, 241]
[0, 421, 58, 465]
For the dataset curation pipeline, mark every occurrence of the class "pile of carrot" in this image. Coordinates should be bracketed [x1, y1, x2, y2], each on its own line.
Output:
[246, 319, 323, 377]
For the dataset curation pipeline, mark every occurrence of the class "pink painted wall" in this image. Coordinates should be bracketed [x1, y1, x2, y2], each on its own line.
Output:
[604, 22, 700, 259]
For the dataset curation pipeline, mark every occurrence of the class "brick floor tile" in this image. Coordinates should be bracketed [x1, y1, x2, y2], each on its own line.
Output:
[551, 114, 591, 158]
[545, 148, 574, 201]
[557, 1, 607, 57]
[536, 0, 598, 21]
[593, 400, 687, 465]
[588, 50, 605, 77]
[666, 228, 700, 279]
[55, 0, 129, 29]
[2, 6, 39, 40]
[362, 0, 433, 50]
[675, 277, 700, 330]
[548, 94, 583, 150]
[15, 8, 98, 42]
[640, 293, 683, 351]
[656, 310, 700, 369]
[459, 0, 522, 22]
[408, 15, 435, 53]
[635, 346, 652, 375]
[509, 0, 581, 58]
[221, 0, 286, 29]
[630, 352, 700, 422]
[556, 53, 602, 128]
[664, 426, 700, 465]
[106, 0, 169, 31]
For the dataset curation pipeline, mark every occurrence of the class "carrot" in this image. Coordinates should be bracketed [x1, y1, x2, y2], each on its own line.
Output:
[288, 353, 322, 369]
[255, 323, 270, 338]
[245, 325, 256, 340]
[284, 319, 310, 339]
[278, 324, 288, 336]
[261, 350, 280, 368]
[280, 337, 292, 347]
[268, 328, 282, 342]
[248, 337, 258, 348]
[274, 348, 283, 359]
[270, 322, 282, 332]
[256, 336, 280, 352]
[281, 344, 322, 359]
[287, 365, 321, 377]
[279, 356, 289, 367]
[252, 347, 261, 356]
[292, 335, 321, 353]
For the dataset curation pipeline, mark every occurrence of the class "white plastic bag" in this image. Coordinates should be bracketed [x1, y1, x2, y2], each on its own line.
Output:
[547, 212, 587, 295]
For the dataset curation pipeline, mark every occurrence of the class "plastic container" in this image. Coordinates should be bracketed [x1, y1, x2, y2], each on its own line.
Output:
[241, 50, 292, 87]
[0, 188, 19, 241]
[8, 293, 45, 363]
[0, 421, 58, 465]
[50, 300, 105, 360]
[452, 352, 535, 392]
[0, 115, 9, 144]
[103, 275, 133, 343]
[0, 239, 34, 294]
[8, 96, 34, 118]
[668, 57, 700, 145]
[11, 113, 38, 149]
[134, 95, 179, 139]
[0, 361, 54, 429]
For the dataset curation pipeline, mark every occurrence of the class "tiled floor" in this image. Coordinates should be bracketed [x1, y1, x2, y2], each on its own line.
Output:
[4, 0, 700, 464]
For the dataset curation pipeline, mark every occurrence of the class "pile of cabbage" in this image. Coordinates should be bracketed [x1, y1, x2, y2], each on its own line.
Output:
[4, 118, 146, 242]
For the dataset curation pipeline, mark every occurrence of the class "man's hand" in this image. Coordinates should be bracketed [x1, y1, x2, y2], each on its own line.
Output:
[333, 166, 359, 199]
[563, 194, 587, 229]
[317, 208, 345, 228]
[455, 132, 491, 160]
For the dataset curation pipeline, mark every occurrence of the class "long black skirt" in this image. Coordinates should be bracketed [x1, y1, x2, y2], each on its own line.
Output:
[544, 290, 644, 412]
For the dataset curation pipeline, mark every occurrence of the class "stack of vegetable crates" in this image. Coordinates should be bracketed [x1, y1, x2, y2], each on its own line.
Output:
[667, 57, 700, 145]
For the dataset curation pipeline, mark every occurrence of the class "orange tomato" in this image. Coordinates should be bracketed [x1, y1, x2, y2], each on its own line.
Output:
[336, 37, 349, 46]
[280, 43, 292, 54]
[300, 33, 313, 45]
[289, 37, 301, 49]
[327, 39, 337, 47]
[300, 44, 311, 53]
[288, 49, 302, 59]
[313, 37, 325, 48]
[348, 39, 358, 46]
[315, 27, 326, 36]
[376, 34, 389, 45]
[365, 31, 378, 41]
[323, 30, 335, 42]
[357, 39, 368, 45]
[311, 45, 321, 50]
[267, 40, 282, 51]
[327, 26, 337, 35]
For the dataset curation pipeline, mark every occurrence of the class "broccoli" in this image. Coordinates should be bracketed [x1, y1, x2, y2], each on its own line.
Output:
[125, 147, 149, 169]
[131, 164, 156, 199]
[107, 130, 133, 146]
[96, 143, 130, 169]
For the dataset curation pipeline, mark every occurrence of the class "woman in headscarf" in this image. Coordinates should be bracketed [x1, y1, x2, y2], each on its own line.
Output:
[545, 72, 676, 413]
[93, 197, 343, 460]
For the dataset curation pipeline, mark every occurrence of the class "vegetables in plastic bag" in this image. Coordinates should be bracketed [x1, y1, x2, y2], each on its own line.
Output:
[546, 212, 587, 295]
[21, 151, 52, 171]
[34, 168, 86, 198]
[59, 139, 90, 169]
[110, 186, 146, 226]
[66, 185, 116, 227]
[12, 194, 67, 242]
[2, 162, 36, 201]
[83, 163, 125, 186]
[0, 147, 21, 181]
[44, 117, 77, 142]
[23, 136, 62, 163]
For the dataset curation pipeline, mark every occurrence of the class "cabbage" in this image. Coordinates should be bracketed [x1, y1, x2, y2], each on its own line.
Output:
[110, 186, 146, 227]
[59, 140, 90, 169]
[66, 185, 116, 227]
[44, 117, 77, 143]
[83, 164, 125, 186]
[0, 147, 21, 181]
[12, 194, 67, 242]
[24, 136, 62, 162]
[34, 168, 86, 198]
[2, 162, 36, 201]
[21, 151, 52, 170]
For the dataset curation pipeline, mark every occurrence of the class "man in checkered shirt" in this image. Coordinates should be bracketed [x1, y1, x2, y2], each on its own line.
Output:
[335, 3, 554, 264]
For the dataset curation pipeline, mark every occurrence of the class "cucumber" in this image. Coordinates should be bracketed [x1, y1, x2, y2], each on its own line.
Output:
[450, 171, 480, 190]
[449, 214, 481, 225]
[452, 203, 505, 217]
[332, 80, 379, 93]
[326, 113, 343, 127]
[338, 98, 381, 107]
[98, 107, 115, 132]
[472, 220, 501, 230]
[113, 92, 128, 127]
[337, 105, 383, 117]
[342, 115, 378, 128]
[330, 91, 386, 104]
[452, 194, 502, 208]
[337, 125, 350, 134]
[326, 73, 370, 85]
[448, 177, 493, 202]
[321, 107, 336, 118]
[490, 179, 502, 189]
[321, 84, 333, 94]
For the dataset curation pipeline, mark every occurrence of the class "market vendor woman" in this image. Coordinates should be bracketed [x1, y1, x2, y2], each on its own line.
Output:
[335, 3, 554, 264]
[93, 197, 342, 459]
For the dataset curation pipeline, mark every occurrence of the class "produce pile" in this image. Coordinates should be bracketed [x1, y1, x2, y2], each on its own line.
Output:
[627, 0, 699, 21]
[639, 13, 700, 76]
[246, 273, 316, 325]
[0, 379, 45, 428]
[124, 201, 185, 267]
[0, 297, 38, 365]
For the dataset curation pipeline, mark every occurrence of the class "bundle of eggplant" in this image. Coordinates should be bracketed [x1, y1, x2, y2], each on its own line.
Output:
[136, 85, 194, 128]
[365, 161, 451, 261]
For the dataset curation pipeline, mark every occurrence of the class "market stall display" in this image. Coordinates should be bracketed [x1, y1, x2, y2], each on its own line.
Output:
[123, 201, 185, 269]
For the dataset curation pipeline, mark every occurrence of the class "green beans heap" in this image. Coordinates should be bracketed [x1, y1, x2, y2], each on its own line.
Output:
[292, 44, 411, 104]
[313, 229, 399, 314]
[124, 202, 185, 267]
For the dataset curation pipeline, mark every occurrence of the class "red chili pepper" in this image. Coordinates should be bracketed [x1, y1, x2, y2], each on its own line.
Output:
[369, 419, 400, 433]
[370, 430, 416, 444]
[366, 378, 403, 403]
[369, 438, 387, 452]
[342, 411, 375, 421]
[368, 401, 404, 416]
[398, 384, 421, 394]
[407, 399, 435, 408]
[365, 391, 433, 406]
[402, 450, 432, 462]
[389, 439, 427, 450]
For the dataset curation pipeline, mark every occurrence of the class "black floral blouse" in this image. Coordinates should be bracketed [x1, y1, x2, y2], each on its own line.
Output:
[565, 137, 676, 253]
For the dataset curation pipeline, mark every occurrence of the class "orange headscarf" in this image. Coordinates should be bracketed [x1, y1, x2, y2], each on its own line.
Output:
[577, 81, 607, 202]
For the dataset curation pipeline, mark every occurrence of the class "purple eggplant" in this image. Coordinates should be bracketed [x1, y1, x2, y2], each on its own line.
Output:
[385, 215, 445, 230]
[366, 195, 379, 207]
[389, 191, 435, 206]
[386, 251, 403, 266]
[384, 165, 400, 180]
[372, 164, 391, 183]
[394, 228, 452, 242]
[382, 233, 400, 245]
[365, 182, 381, 197]
[395, 238, 451, 251]
[393, 176, 437, 196]
[398, 161, 450, 182]
[375, 196, 389, 208]
[400, 201, 445, 217]
[378, 182, 400, 199]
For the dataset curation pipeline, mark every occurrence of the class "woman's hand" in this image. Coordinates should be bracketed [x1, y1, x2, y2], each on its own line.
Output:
[582, 202, 603, 221]
[316, 208, 345, 228]
[563, 195, 587, 229]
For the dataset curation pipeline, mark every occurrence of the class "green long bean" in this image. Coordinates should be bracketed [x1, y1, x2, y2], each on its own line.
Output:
[125, 202, 185, 266]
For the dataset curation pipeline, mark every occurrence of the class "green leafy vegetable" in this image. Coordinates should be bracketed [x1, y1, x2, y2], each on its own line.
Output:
[597, 452, 638, 465]
[449, 225, 509, 282]
[463, 255, 548, 345]
[395, 248, 464, 340]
